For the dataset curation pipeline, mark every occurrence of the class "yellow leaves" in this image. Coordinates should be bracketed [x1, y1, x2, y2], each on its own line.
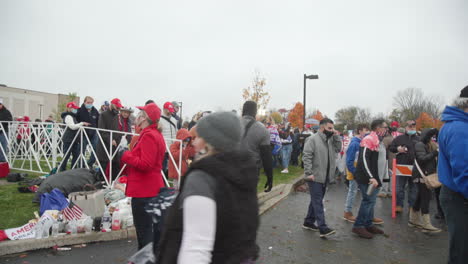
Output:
[242, 71, 271, 110]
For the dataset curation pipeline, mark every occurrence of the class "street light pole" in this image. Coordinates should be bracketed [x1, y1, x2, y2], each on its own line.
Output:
[303, 74, 319, 130]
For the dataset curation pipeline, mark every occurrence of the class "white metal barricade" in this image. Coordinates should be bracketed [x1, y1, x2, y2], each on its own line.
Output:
[0, 121, 182, 188]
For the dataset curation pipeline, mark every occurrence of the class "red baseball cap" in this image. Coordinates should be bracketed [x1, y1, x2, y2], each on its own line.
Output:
[66, 102, 80, 109]
[390, 121, 399, 128]
[137, 103, 161, 123]
[111, 98, 123, 108]
[163, 102, 175, 113]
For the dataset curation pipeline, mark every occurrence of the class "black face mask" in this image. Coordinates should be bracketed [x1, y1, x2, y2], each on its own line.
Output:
[323, 130, 334, 138]
[112, 109, 119, 115]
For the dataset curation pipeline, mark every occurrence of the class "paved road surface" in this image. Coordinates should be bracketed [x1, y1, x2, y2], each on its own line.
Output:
[1, 182, 448, 264]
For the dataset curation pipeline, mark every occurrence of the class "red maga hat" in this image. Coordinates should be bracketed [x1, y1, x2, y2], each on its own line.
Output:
[137, 103, 161, 123]
[66, 102, 80, 109]
[111, 98, 123, 108]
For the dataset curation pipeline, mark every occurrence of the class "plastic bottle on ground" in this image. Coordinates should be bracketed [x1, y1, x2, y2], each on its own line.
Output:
[112, 209, 121, 231]
[101, 208, 112, 232]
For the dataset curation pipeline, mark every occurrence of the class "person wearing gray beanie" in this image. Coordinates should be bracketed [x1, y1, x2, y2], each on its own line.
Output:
[157, 111, 260, 263]
[196, 112, 242, 152]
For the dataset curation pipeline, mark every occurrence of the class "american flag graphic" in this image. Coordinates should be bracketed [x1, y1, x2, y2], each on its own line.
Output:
[62, 201, 83, 221]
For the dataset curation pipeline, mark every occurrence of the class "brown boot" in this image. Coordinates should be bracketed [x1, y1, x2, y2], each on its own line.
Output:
[372, 217, 384, 225]
[377, 193, 386, 198]
[343, 212, 356, 223]
[395, 206, 403, 213]
[352, 227, 374, 239]
[366, 226, 384, 234]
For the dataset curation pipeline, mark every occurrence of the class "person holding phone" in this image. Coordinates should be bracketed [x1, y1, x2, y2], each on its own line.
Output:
[302, 118, 342, 238]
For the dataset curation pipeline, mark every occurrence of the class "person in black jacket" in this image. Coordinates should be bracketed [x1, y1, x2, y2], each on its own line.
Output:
[157, 112, 259, 264]
[291, 128, 301, 166]
[76, 96, 100, 168]
[409, 128, 441, 233]
[352, 119, 388, 239]
[389, 120, 420, 213]
[60, 102, 89, 171]
[0, 98, 13, 162]
[96, 98, 123, 180]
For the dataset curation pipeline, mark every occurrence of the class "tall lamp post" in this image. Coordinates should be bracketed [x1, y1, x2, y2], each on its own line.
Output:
[303, 74, 319, 129]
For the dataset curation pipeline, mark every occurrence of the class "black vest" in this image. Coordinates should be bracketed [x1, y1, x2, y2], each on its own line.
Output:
[61, 112, 79, 143]
[157, 151, 260, 264]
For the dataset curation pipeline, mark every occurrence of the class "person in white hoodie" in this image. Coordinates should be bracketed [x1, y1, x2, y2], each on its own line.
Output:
[160, 102, 178, 174]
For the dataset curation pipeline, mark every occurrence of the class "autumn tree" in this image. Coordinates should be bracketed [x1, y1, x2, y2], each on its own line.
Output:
[310, 109, 324, 121]
[288, 102, 304, 128]
[242, 71, 271, 110]
[415, 112, 444, 130]
[270, 111, 283, 125]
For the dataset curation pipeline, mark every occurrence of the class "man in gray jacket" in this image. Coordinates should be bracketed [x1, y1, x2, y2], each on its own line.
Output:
[240, 101, 274, 192]
[302, 118, 342, 237]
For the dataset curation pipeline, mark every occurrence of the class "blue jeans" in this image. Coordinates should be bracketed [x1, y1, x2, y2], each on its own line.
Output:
[344, 179, 358, 213]
[304, 181, 328, 231]
[354, 184, 380, 228]
[396, 175, 418, 207]
[0, 133, 7, 162]
[81, 132, 98, 167]
[60, 141, 79, 171]
[440, 185, 468, 264]
[281, 144, 292, 169]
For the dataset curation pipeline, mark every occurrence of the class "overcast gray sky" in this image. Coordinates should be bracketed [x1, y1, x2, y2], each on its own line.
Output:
[1, 0, 467, 120]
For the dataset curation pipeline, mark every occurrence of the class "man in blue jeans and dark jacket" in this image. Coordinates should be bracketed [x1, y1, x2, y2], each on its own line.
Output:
[352, 119, 388, 239]
[438, 86, 468, 264]
[302, 118, 342, 238]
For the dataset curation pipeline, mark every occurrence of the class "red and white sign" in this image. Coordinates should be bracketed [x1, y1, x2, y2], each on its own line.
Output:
[4, 213, 54, 240]
[5, 222, 37, 240]
[396, 164, 413, 177]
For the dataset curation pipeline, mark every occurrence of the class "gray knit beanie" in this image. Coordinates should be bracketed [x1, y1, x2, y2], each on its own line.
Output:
[196, 112, 242, 152]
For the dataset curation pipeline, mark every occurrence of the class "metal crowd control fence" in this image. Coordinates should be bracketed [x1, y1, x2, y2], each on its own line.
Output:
[0, 121, 182, 188]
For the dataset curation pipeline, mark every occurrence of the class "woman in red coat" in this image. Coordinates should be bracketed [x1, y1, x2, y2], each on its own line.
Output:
[120, 103, 166, 250]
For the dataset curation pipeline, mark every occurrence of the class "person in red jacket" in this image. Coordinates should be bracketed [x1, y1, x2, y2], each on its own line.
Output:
[168, 128, 195, 185]
[120, 103, 166, 250]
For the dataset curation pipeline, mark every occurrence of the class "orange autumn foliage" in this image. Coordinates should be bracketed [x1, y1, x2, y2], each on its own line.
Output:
[416, 112, 443, 130]
[288, 102, 304, 128]
[311, 110, 324, 121]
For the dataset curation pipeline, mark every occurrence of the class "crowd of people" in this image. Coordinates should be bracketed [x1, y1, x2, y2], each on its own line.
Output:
[0, 86, 467, 264]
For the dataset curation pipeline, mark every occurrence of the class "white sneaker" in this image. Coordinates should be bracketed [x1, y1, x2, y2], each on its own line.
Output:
[281, 169, 289, 174]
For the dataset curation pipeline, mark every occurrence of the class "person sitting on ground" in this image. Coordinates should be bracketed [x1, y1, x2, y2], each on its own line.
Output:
[157, 112, 260, 264]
